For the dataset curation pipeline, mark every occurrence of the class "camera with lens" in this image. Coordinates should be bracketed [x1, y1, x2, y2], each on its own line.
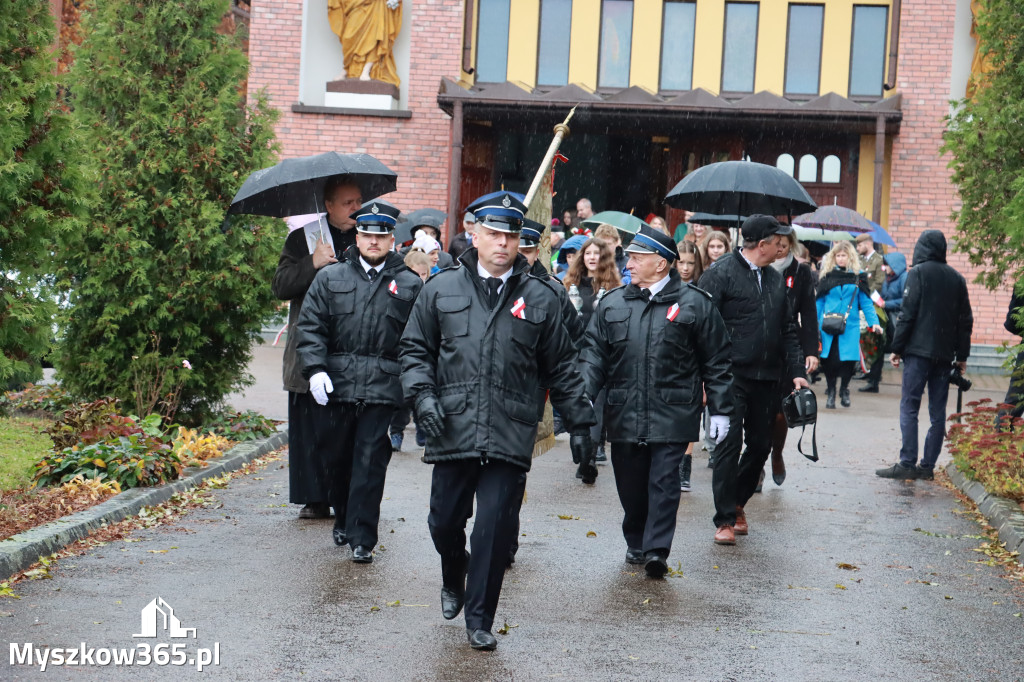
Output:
[948, 365, 972, 392]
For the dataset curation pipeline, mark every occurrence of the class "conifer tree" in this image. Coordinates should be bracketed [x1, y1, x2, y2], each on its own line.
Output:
[59, 0, 280, 422]
[0, 1, 88, 389]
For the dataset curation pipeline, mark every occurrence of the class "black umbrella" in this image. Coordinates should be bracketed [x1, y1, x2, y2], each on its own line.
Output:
[395, 208, 446, 245]
[665, 161, 817, 218]
[228, 152, 397, 217]
[689, 212, 746, 228]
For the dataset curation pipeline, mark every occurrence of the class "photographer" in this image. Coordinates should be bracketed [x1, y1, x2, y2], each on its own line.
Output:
[876, 230, 973, 481]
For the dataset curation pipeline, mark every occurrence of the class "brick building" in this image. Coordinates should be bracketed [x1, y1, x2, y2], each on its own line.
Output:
[246, 0, 1015, 354]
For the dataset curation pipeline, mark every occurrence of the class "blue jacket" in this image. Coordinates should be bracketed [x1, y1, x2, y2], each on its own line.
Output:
[880, 252, 907, 313]
[816, 271, 879, 362]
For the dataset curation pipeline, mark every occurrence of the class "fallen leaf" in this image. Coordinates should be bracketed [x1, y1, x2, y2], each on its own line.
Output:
[586, 531, 597, 538]
[836, 562, 859, 571]
[557, 514, 580, 520]
[147, 550, 168, 554]
[496, 620, 518, 635]
[369, 606, 380, 612]
[944, 595, 953, 600]
[641, 598, 651, 605]
[628, 655, 639, 660]
[387, 600, 400, 607]
[834, 584, 846, 590]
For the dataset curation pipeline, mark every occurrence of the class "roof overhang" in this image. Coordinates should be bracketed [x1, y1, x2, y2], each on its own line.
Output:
[438, 80, 902, 136]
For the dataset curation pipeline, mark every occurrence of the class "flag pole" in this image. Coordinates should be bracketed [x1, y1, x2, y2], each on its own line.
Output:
[524, 106, 577, 208]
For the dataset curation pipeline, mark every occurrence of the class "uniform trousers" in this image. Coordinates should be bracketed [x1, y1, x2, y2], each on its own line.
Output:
[712, 376, 781, 527]
[314, 402, 394, 548]
[287, 391, 329, 505]
[428, 459, 527, 632]
[610, 442, 686, 554]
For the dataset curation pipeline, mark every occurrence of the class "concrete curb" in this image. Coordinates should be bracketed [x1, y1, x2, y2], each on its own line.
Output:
[945, 462, 1024, 563]
[0, 428, 289, 580]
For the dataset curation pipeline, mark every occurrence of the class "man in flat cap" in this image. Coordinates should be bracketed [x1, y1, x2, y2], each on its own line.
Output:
[400, 191, 595, 651]
[295, 198, 423, 562]
[698, 215, 808, 546]
[583, 223, 733, 576]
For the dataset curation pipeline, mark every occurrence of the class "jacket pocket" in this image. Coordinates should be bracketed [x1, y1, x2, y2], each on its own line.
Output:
[505, 397, 537, 424]
[377, 356, 401, 376]
[386, 285, 415, 321]
[660, 384, 695, 404]
[606, 388, 627, 405]
[510, 306, 547, 349]
[327, 280, 356, 316]
[436, 295, 471, 339]
[604, 308, 631, 344]
[440, 392, 468, 415]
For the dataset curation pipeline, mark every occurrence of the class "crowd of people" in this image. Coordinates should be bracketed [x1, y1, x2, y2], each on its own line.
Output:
[272, 178, 979, 651]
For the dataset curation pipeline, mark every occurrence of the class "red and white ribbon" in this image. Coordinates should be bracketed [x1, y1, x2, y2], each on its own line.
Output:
[666, 302, 680, 321]
[388, 280, 398, 295]
[510, 297, 526, 320]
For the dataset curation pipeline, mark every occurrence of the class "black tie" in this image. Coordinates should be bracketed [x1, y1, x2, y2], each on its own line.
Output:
[368, 268, 378, 281]
[486, 277, 502, 309]
[641, 288, 651, 300]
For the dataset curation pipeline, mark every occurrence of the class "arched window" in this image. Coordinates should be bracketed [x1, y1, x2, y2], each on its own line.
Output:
[776, 153, 795, 177]
[821, 155, 841, 183]
[798, 154, 817, 182]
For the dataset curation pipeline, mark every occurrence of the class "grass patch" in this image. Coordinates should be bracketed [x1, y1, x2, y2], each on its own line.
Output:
[0, 417, 53, 492]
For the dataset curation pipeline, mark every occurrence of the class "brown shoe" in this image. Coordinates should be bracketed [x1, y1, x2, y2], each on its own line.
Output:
[734, 506, 748, 535]
[714, 525, 736, 545]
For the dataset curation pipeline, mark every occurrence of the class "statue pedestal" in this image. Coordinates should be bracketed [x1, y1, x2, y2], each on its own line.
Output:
[325, 79, 400, 110]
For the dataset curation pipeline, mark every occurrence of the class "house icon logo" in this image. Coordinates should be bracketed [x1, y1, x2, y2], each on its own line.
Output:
[133, 597, 197, 639]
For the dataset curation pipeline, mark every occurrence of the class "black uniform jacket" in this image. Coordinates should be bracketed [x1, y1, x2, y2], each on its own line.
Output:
[581, 271, 734, 444]
[530, 260, 585, 352]
[697, 250, 806, 383]
[400, 248, 596, 471]
[891, 230, 973, 364]
[271, 223, 354, 393]
[295, 247, 423, 406]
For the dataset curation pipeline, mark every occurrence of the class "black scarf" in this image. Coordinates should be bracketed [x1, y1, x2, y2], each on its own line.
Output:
[816, 267, 869, 298]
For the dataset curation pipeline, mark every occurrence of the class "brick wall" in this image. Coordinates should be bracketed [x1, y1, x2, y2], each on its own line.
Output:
[888, 0, 1011, 346]
[247, 0, 461, 236]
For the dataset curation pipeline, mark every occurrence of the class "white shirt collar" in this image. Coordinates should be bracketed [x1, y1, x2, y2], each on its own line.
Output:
[738, 249, 760, 272]
[647, 273, 671, 297]
[476, 261, 513, 285]
[359, 256, 381, 275]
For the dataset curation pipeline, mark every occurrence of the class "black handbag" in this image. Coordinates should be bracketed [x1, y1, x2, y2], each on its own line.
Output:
[782, 387, 818, 462]
[821, 290, 855, 337]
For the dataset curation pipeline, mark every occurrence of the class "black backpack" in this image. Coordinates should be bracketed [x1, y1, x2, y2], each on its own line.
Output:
[782, 388, 819, 462]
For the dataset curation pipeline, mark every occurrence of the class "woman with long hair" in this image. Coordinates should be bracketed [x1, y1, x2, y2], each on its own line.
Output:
[700, 230, 732, 269]
[564, 237, 621, 469]
[676, 240, 704, 284]
[816, 242, 882, 409]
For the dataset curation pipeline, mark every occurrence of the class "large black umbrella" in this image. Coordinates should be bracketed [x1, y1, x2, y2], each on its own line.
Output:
[395, 208, 446, 245]
[689, 212, 746, 228]
[228, 152, 397, 217]
[665, 161, 817, 218]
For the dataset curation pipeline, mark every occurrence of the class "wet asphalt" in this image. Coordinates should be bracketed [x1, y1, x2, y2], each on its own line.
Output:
[3, 347, 1023, 680]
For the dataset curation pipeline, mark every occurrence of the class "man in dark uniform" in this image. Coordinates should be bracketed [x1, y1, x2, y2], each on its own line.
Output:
[698, 215, 809, 546]
[295, 199, 423, 562]
[583, 224, 733, 577]
[400, 191, 595, 651]
[272, 175, 363, 519]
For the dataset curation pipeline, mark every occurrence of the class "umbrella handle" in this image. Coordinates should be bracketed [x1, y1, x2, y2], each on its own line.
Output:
[313, 194, 326, 243]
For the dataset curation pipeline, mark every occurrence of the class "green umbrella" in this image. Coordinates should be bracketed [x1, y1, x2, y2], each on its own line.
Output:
[581, 211, 647, 245]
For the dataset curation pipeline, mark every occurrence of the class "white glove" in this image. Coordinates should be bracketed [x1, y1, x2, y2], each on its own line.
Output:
[708, 415, 731, 444]
[309, 372, 334, 406]
[386, 0, 400, 9]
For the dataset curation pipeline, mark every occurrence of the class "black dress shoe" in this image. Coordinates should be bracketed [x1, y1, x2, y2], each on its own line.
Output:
[467, 628, 497, 651]
[858, 384, 879, 393]
[595, 445, 607, 462]
[840, 388, 851, 407]
[298, 503, 331, 519]
[644, 552, 669, 578]
[332, 527, 348, 547]
[441, 586, 464, 620]
[351, 545, 373, 563]
[625, 547, 645, 564]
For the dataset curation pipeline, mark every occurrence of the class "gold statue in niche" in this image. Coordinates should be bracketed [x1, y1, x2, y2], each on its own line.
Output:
[328, 0, 403, 88]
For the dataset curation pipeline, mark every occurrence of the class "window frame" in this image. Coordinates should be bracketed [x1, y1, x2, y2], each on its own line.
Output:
[536, 0, 574, 87]
[474, 0, 512, 84]
[783, 3, 825, 99]
[597, 0, 635, 90]
[720, 1, 760, 96]
[847, 3, 890, 100]
[657, 0, 698, 93]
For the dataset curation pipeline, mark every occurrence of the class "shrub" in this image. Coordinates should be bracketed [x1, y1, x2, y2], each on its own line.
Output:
[205, 409, 277, 442]
[33, 435, 181, 489]
[948, 398, 1024, 501]
[55, 0, 281, 424]
[0, 0, 90, 389]
[172, 428, 232, 468]
[43, 398, 141, 451]
[0, 384, 75, 416]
